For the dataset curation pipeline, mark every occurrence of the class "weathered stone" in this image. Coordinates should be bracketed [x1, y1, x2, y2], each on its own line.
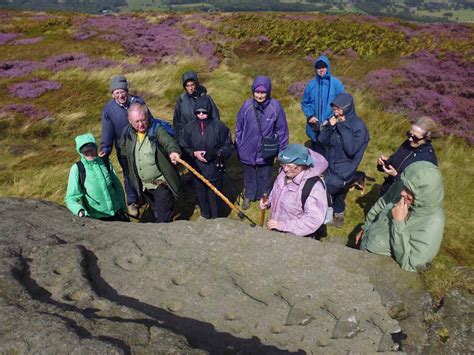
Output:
[0, 198, 471, 354]
[331, 313, 360, 339]
[423, 288, 474, 354]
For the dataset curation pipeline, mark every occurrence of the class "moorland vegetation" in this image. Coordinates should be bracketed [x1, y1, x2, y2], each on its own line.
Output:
[0, 10, 473, 302]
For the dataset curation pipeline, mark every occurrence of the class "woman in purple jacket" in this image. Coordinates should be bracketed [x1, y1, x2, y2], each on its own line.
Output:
[235, 76, 289, 210]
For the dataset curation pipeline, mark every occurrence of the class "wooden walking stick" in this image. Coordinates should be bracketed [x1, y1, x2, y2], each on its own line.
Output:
[259, 193, 267, 227]
[176, 157, 256, 227]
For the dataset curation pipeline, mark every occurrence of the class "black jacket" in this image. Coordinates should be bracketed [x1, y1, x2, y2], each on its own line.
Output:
[378, 139, 438, 195]
[179, 96, 233, 181]
[173, 71, 220, 142]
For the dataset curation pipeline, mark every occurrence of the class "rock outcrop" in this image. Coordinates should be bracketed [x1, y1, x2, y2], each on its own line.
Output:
[0, 198, 469, 353]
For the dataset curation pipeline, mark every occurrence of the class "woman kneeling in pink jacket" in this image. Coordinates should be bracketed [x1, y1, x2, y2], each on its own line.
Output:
[260, 144, 329, 238]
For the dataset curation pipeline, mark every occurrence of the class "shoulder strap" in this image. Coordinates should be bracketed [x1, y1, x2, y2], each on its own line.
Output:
[76, 161, 87, 194]
[301, 175, 320, 211]
[100, 156, 116, 190]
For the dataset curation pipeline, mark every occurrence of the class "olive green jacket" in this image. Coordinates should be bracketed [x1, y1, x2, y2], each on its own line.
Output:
[360, 161, 445, 272]
[120, 124, 181, 198]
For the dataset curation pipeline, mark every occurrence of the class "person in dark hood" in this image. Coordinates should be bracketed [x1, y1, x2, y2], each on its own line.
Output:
[235, 75, 289, 210]
[301, 55, 345, 155]
[179, 96, 234, 219]
[317, 93, 369, 227]
[377, 116, 441, 196]
[173, 71, 220, 143]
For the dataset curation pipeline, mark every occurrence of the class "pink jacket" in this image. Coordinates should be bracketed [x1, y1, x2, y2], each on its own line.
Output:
[268, 150, 328, 237]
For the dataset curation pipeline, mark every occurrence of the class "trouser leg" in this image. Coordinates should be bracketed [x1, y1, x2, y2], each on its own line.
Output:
[118, 154, 138, 205]
[325, 182, 346, 214]
[256, 162, 274, 200]
[194, 178, 211, 219]
[144, 185, 175, 223]
[207, 178, 223, 219]
[243, 164, 257, 200]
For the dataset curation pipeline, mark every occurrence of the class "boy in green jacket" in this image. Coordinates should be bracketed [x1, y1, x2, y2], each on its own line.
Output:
[65, 133, 129, 221]
[359, 161, 445, 271]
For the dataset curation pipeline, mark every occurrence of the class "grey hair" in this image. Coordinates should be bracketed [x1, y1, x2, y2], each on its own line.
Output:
[411, 116, 443, 139]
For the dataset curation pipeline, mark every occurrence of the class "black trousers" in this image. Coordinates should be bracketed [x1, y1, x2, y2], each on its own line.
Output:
[194, 177, 222, 219]
[99, 209, 130, 222]
[143, 185, 175, 223]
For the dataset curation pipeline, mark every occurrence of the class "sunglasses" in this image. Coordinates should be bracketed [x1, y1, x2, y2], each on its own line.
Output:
[406, 131, 424, 143]
[195, 110, 208, 115]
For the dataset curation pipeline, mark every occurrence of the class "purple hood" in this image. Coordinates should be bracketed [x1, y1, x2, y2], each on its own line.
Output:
[252, 76, 272, 97]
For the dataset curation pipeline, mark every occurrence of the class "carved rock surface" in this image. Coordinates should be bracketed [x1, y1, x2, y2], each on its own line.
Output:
[0, 198, 469, 353]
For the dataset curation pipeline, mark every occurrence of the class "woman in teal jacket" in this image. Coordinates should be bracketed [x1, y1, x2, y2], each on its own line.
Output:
[65, 133, 128, 221]
[359, 161, 445, 272]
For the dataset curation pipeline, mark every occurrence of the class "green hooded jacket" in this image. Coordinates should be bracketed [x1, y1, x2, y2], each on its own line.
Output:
[360, 161, 445, 272]
[65, 133, 127, 218]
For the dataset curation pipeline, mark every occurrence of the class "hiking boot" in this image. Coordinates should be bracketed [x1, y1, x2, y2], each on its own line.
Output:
[127, 203, 140, 218]
[242, 198, 251, 210]
[332, 213, 344, 228]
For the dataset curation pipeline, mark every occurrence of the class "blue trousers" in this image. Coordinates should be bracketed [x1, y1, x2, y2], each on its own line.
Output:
[243, 163, 273, 201]
[324, 174, 347, 214]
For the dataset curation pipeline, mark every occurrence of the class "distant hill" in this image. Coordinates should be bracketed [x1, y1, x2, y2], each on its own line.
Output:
[0, 0, 473, 22]
[0, 0, 127, 13]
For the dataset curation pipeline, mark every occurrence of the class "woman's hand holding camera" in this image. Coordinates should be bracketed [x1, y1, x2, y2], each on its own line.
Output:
[378, 154, 397, 176]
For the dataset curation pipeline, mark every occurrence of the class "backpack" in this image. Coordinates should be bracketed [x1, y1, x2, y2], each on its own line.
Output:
[301, 175, 333, 239]
[122, 118, 174, 141]
[76, 156, 114, 195]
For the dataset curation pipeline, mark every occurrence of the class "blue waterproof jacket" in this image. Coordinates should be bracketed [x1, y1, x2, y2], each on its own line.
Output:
[301, 55, 345, 141]
[317, 93, 369, 186]
[235, 76, 289, 165]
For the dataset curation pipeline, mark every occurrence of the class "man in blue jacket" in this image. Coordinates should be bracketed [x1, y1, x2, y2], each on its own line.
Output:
[317, 93, 369, 227]
[100, 75, 150, 218]
[301, 55, 345, 155]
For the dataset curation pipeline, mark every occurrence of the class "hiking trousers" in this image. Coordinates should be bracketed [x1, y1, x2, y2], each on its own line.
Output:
[194, 177, 222, 219]
[143, 185, 175, 223]
[243, 162, 273, 201]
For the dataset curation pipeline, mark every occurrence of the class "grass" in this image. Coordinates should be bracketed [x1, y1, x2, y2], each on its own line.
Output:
[0, 10, 472, 301]
[415, 9, 474, 23]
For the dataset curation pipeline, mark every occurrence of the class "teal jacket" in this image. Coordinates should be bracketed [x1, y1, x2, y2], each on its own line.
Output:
[65, 133, 127, 218]
[360, 161, 445, 272]
[120, 121, 181, 198]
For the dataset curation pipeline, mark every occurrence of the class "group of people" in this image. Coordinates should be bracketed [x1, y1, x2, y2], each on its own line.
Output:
[65, 56, 445, 272]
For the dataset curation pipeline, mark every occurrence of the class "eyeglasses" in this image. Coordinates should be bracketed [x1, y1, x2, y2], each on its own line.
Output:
[406, 131, 424, 143]
[195, 110, 208, 115]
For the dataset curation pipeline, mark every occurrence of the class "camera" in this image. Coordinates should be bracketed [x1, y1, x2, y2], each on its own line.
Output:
[216, 152, 226, 172]
[310, 121, 320, 133]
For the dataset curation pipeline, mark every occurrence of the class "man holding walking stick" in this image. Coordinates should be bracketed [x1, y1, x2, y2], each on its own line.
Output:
[120, 103, 181, 223]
